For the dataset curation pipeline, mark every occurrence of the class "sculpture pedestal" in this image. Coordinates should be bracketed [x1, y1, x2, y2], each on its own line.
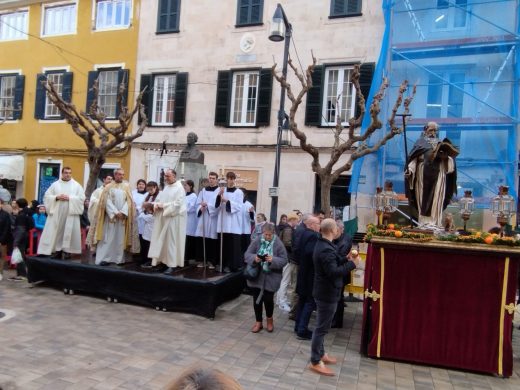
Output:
[179, 162, 207, 192]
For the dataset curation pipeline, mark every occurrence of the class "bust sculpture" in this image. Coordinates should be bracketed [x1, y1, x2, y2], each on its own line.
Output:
[179, 132, 205, 164]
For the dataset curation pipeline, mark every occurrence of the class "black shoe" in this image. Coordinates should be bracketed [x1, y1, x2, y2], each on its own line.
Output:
[116, 262, 126, 267]
[296, 330, 313, 340]
[63, 252, 71, 259]
[140, 261, 153, 269]
[99, 261, 111, 266]
[163, 267, 175, 275]
[52, 251, 63, 259]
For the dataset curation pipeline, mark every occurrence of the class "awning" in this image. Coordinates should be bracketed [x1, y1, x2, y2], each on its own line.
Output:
[0, 155, 24, 181]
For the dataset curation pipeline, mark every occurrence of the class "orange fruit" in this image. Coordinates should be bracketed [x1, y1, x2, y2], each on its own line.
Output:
[387, 224, 395, 230]
[484, 236, 494, 245]
[394, 230, 403, 238]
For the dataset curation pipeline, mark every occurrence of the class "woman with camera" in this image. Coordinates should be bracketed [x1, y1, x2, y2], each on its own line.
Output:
[244, 222, 288, 333]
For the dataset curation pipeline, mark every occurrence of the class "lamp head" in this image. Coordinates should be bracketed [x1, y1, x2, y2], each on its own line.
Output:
[269, 4, 285, 42]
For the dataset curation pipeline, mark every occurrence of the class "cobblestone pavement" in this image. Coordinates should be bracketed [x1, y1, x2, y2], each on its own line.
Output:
[0, 270, 519, 390]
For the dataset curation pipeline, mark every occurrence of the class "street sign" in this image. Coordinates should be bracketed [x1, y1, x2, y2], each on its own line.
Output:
[268, 187, 279, 197]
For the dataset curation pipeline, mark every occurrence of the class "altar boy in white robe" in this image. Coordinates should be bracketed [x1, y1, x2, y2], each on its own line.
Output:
[195, 172, 220, 269]
[38, 167, 85, 257]
[94, 168, 139, 265]
[148, 169, 187, 275]
[216, 171, 244, 273]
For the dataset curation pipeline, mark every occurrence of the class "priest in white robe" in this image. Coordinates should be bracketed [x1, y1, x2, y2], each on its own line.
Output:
[38, 167, 85, 257]
[195, 172, 220, 268]
[148, 169, 187, 274]
[216, 171, 244, 273]
[93, 168, 139, 265]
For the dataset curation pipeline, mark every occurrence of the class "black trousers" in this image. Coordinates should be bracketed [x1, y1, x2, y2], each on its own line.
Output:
[185, 235, 197, 261]
[251, 287, 274, 322]
[196, 237, 218, 265]
[219, 233, 243, 271]
[139, 236, 150, 265]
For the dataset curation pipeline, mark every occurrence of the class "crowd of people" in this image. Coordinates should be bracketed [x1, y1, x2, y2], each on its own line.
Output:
[1, 166, 361, 377]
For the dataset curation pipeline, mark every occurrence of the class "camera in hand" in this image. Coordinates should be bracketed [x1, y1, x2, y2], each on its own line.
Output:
[257, 254, 267, 261]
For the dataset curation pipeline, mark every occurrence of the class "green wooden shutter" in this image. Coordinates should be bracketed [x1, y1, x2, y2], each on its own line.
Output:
[34, 73, 46, 119]
[355, 62, 375, 118]
[214, 70, 231, 127]
[256, 68, 272, 127]
[13, 75, 25, 120]
[174, 72, 188, 127]
[138, 74, 152, 125]
[305, 65, 323, 126]
[86, 71, 98, 114]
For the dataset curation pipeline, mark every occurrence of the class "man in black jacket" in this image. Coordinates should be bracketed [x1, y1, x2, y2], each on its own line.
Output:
[308, 218, 358, 376]
[0, 198, 13, 280]
[331, 219, 353, 328]
[293, 215, 320, 339]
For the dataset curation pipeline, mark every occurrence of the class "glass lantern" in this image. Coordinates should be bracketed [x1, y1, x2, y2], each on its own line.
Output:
[491, 185, 515, 236]
[373, 181, 399, 226]
[459, 190, 474, 232]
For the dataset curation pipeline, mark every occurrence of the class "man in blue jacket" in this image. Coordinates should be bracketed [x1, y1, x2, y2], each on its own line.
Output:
[308, 218, 358, 376]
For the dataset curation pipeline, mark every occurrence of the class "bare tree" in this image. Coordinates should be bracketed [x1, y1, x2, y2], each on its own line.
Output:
[272, 54, 416, 215]
[43, 78, 148, 198]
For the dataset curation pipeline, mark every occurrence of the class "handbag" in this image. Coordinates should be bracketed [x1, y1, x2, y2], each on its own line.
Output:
[10, 247, 24, 265]
[243, 261, 261, 281]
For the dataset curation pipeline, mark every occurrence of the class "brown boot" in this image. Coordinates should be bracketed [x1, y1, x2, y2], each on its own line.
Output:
[308, 361, 335, 376]
[266, 317, 274, 332]
[251, 322, 263, 333]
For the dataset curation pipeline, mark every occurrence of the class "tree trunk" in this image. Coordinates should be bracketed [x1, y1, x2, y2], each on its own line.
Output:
[84, 152, 105, 199]
[319, 173, 333, 217]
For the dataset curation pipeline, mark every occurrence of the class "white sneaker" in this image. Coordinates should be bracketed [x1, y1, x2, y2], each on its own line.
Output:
[279, 303, 291, 312]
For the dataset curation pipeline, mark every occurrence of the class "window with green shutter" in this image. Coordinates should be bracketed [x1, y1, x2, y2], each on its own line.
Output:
[236, 0, 263, 27]
[214, 68, 271, 127]
[157, 0, 181, 33]
[139, 72, 188, 127]
[0, 74, 24, 120]
[329, 0, 362, 18]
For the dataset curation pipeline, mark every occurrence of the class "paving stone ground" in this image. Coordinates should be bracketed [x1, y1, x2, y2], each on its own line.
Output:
[0, 269, 519, 390]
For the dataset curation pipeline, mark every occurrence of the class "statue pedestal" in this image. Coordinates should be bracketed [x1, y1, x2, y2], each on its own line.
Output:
[179, 162, 207, 192]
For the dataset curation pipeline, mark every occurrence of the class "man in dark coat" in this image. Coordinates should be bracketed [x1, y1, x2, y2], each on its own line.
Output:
[294, 215, 320, 339]
[331, 220, 353, 328]
[405, 121, 457, 227]
[308, 218, 358, 376]
[0, 198, 13, 280]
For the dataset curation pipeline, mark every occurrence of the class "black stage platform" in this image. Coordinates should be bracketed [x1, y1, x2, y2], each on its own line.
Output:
[25, 256, 245, 319]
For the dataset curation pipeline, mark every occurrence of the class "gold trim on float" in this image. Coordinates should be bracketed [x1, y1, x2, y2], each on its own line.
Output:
[498, 257, 509, 376]
[504, 303, 517, 315]
[376, 247, 385, 358]
[364, 290, 381, 302]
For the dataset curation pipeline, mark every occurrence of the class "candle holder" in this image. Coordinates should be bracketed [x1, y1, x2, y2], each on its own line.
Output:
[459, 190, 474, 234]
[491, 185, 515, 237]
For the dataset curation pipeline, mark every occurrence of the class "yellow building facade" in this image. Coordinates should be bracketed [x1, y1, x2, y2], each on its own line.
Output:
[0, 0, 139, 202]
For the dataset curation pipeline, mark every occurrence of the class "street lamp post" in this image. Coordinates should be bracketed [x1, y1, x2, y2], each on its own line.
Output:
[269, 3, 292, 223]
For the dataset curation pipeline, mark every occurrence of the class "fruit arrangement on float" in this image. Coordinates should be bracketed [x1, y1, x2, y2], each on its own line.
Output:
[364, 224, 520, 247]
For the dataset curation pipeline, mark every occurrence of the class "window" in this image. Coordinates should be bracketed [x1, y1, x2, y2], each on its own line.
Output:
[236, 0, 263, 27]
[434, 0, 467, 29]
[152, 75, 176, 125]
[44, 73, 63, 118]
[0, 10, 28, 41]
[157, 0, 180, 33]
[42, 3, 76, 36]
[0, 76, 16, 119]
[35, 71, 72, 120]
[215, 69, 272, 127]
[230, 71, 259, 126]
[426, 72, 465, 118]
[305, 63, 374, 127]
[321, 66, 356, 126]
[329, 0, 362, 18]
[86, 68, 128, 119]
[95, 0, 131, 30]
[98, 70, 118, 118]
[0, 74, 24, 120]
[139, 73, 188, 127]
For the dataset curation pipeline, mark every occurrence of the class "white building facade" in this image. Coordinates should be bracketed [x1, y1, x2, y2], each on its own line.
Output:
[130, 0, 384, 218]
